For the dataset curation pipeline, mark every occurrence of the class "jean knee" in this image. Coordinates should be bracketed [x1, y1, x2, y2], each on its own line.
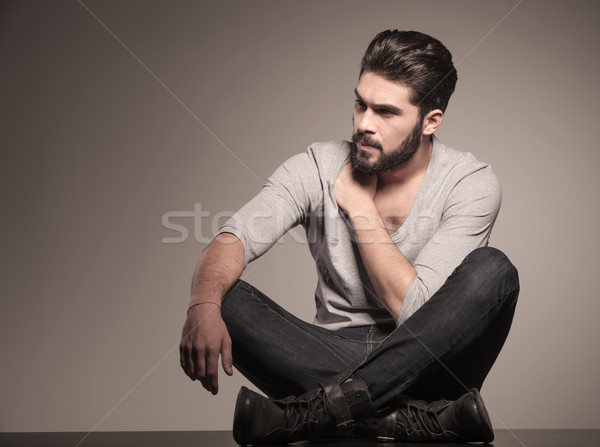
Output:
[469, 247, 517, 278]
[462, 247, 520, 305]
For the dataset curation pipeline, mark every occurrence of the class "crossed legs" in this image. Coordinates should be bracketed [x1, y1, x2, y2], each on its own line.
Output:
[222, 247, 519, 403]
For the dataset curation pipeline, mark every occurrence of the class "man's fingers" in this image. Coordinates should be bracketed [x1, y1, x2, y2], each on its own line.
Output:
[179, 344, 196, 380]
[193, 347, 206, 385]
[206, 349, 220, 395]
[222, 334, 234, 376]
[179, 313, 231, 394]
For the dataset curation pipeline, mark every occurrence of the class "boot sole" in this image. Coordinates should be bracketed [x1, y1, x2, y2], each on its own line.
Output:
[232, 386, 252, 446]
[470, 388, 494, 443]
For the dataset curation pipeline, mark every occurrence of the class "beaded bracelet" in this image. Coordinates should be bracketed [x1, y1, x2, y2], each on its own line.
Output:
[187, 301, 221, 314]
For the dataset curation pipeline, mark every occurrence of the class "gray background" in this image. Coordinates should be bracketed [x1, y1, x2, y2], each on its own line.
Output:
[1, 0, 599, 433]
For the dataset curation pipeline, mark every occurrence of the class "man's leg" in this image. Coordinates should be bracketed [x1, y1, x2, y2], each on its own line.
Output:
[346, 247, 519, 443]
[231, 247, 519, 444]
[220, 279, 370, 399]
[403, 289, 517, 402]
[352, 247, 519, 407]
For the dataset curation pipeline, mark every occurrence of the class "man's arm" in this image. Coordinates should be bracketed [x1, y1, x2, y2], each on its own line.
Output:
[179, 232, 244, 394]
[180, 146, 328, 393]
[335, 158, 501, 324]
[334, 163, 415, 320]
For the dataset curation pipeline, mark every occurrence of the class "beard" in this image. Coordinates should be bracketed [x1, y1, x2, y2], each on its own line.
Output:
[350, 120, 423, 174]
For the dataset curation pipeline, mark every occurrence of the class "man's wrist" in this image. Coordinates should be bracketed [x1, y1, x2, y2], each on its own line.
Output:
[187, 301, 221, 314]
[344, 198, 377, 219]
[346, 202, 380, 228]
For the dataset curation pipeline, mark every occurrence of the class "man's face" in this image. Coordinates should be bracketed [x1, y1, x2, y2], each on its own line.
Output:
[351, 71, 424, 174]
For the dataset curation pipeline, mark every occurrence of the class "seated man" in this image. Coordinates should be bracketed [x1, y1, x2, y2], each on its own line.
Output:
[179, 30, 519, 445]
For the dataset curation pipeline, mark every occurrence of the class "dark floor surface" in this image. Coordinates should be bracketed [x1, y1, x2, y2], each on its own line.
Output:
[1, 430, 598, 447]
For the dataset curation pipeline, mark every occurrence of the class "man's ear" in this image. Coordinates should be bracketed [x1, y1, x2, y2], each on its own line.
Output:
[422, 109, 444, 135]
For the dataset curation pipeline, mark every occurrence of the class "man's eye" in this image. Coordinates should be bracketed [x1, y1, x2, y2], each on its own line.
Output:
[379, 109, 395, 117]
[354, 100, 366, 110]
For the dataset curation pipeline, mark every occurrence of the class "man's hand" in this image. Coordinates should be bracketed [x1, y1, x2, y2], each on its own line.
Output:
[333, 162, 377, 215]
[334, 161, 415, 320]
[180, 232, 243, 394]
[179, 303, 233, 395]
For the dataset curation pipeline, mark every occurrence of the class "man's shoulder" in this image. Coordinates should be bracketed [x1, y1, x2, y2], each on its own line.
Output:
[431, 137, 501, 202]
[279, 140, 352, 179]
[307, 140, 352, 164]
[433, 137, 486, 167]
[268, 140, 352, 188]
[432, 137, 498, 182]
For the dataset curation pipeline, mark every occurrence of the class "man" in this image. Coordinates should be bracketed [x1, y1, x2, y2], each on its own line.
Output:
[180, 30, 519, 445]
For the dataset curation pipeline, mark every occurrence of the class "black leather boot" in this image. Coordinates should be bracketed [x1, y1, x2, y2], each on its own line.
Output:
[232, 372, 376, 445]
[354, 388, 494, 443]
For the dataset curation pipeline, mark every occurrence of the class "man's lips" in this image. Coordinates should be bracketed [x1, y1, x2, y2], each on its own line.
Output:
[358, 141, 381, 151]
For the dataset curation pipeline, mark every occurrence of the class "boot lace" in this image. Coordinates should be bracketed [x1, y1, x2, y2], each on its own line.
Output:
[397, 401, 444, 439]
[281, 388, 331, 435]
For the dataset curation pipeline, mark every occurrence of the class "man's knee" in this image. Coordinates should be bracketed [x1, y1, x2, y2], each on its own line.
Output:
[460, 247, 520, 305]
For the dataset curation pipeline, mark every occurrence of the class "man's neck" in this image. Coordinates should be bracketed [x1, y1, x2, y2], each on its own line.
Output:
[377, 136, 433, 187]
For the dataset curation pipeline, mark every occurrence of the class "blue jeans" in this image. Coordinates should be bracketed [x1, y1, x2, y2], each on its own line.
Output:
[221, 247, 519, 409]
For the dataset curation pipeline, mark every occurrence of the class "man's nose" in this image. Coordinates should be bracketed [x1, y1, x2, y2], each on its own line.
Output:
[355, 109, 377, 134]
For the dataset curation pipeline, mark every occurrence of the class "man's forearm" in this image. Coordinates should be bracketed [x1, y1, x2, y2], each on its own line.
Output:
[181, 232, 241, 393]
[348, 205, 416, 320]
[190, 232, 245, 306]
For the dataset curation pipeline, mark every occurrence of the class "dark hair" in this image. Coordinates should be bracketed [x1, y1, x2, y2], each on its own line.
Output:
[360, 30, 458, 118]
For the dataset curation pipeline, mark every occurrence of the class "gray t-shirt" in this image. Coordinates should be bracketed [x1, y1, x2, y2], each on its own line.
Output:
[217, 137, 501, 330]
